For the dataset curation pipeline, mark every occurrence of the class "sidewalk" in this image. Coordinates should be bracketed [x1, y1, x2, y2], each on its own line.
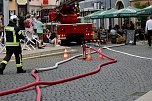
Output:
[0, 44, 78, 61]
[135, 91, 152, 101]
[0, 40, 147, 61]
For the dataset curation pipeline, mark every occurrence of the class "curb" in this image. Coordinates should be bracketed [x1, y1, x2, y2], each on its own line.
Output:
[135, 91, 152, 101]
[0, 46, 78, 61]
[22, 49, 78, 60]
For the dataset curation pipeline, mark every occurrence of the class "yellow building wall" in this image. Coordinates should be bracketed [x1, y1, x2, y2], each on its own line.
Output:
[8, 0, 18, 15]
[8, 1, 17, 10]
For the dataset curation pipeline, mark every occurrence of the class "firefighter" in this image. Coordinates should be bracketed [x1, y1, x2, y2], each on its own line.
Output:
[0, 15, 26, 75]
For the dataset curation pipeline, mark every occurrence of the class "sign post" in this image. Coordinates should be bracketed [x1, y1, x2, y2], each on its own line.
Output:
[125, 30, 136, 45]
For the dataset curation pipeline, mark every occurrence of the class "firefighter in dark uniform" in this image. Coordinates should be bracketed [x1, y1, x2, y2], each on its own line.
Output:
[0, 15, 26, 74]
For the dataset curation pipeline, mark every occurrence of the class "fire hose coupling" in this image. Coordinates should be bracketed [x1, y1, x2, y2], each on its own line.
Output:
[81, 44, 89, 48]
[34, 69, 39, 73]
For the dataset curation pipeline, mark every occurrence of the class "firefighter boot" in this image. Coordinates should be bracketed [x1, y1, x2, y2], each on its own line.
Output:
[17, 67, 26, 73]
[0, 63, 6, 75]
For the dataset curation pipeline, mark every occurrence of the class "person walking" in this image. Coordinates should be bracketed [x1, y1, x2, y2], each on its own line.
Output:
[145, 15, 152, 47]
[0, 15, 26, 75]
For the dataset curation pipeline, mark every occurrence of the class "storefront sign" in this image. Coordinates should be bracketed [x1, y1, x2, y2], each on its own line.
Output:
[17, 0, 27, 5]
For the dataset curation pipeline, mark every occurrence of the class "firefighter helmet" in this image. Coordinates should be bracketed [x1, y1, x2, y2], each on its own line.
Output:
[10, 15, 19, 23]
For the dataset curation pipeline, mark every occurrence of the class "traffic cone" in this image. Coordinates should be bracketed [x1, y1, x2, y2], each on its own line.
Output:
[64, 48, 68, 59]
[86, 48, 93, 60]
[98, 48, 104, 60]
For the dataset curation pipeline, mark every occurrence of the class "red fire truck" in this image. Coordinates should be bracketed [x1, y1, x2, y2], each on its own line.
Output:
[48, 0, 93, 44]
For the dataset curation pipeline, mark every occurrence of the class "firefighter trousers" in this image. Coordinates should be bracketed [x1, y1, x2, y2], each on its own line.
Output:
[1, 46, 23, 68]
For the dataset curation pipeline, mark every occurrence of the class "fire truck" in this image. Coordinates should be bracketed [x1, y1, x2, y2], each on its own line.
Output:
[48, 0, 93, 44]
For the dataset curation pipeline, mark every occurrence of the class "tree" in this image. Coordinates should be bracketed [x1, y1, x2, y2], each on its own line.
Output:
[134, 1, 149, 9]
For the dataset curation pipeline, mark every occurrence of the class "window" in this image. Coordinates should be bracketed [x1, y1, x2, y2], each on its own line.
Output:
[93, 2, 103, 10]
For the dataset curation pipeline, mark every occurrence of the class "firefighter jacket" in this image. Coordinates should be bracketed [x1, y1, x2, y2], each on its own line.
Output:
[5, 21, 25, 46]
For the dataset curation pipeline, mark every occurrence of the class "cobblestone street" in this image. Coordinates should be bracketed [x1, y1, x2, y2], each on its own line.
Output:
[1, 44, 152, 101]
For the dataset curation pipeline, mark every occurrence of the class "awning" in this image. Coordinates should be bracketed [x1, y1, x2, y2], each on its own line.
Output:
[84, 9, 104, 20]
[104, 6, 140, 18]
[137, 5, 152, 16]
[96, 8, 118, 18]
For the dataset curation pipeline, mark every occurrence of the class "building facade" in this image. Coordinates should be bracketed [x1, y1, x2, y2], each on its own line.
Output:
[29, 0, 57, 22]
[1, 0, 57, 24]
[79, 0, 130, 29]
[17, 0, 28, 17]
[1, 0, 151, 25]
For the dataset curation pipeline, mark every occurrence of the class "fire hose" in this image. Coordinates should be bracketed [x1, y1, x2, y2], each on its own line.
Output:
[0, 47, 117, 101]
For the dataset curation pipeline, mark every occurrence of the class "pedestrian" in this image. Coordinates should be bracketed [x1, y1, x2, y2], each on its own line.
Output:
[24, 14, 34, 34]
[129, 21, 135, 30]
[36, 16, 46, 48]
[0, 15, 26, 75]
[43, 28, 51, 43]
[145, 15, 152, 47]
[49, 32, 61, 46]
[18, 15, 25, 30]
[33, 13, 37, 34]
[0, 13, 4, 38]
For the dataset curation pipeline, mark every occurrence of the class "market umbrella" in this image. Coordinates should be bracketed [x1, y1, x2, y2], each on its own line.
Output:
[96, 8, 118, 18]
[137, 5, 152, 16]
[104, 6, 140, 18]
[84, 9, 104, 19]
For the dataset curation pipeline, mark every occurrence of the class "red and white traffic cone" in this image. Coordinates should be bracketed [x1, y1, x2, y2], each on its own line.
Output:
[98, 48, 104, 60]
[64, 48, 68, 59]
[86, 48, 93, 60]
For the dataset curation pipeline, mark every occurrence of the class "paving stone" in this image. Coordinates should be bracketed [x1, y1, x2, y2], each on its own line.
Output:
[1, 44, 152, 101]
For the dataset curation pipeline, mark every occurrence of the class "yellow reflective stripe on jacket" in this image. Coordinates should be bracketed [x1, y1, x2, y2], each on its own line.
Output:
[5, 26, 14, 31]
[5, 26, 20, 46]
[1, 60, 8, 64]
[18, 31, 22, 35]
[5, 42, 19, 46]
[13, 31, 16, 43]
[16, 54, 23, 67]
[19, 54, 22, 64]
[16, 64, 23, 68]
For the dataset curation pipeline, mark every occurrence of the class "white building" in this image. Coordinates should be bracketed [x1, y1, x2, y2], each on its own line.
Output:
[79, 0, 130, 29]
[29, 0, 57, 16]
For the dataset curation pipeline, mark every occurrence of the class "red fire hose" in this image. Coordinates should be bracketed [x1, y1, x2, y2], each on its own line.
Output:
[31, 70, 41, 101]
[0, 47, 117, 101]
